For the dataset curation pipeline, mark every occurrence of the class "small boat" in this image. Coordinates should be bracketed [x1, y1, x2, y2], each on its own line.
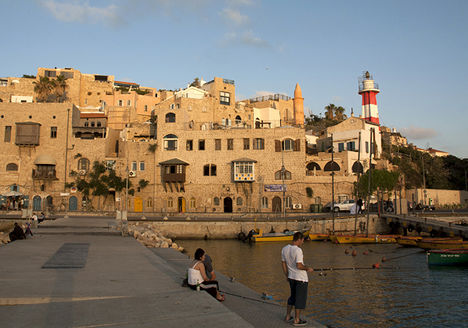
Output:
[308, 233, 329, 241]
[396, 236, 422, 247]
[251, 229, 310, 242]
[427, 249, 468, 266]
[332, 234, 397, 244]
[417, 239, 467, 250]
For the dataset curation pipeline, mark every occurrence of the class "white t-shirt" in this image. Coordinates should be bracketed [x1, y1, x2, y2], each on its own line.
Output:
[281, 244, 308, 282]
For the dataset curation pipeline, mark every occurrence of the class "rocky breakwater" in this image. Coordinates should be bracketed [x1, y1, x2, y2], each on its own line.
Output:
[0, 231, 11, 246]
[120, 222, 185, 252]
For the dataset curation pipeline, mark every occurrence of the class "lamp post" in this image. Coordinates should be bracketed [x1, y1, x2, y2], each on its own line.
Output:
[330, 134, 335, 234]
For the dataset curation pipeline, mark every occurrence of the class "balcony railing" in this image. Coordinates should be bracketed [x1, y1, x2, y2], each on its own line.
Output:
[32, 169, 57, 180]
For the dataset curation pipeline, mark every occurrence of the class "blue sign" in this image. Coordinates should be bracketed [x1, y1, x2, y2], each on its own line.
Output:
[264, 185, 286, 192]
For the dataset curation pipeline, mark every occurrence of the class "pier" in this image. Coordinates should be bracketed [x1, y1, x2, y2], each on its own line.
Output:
[382, 213, 468, 238]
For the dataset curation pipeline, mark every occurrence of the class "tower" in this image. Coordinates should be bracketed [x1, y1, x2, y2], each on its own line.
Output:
[358, 71, 380, 125]
[293, 83, 304, 126]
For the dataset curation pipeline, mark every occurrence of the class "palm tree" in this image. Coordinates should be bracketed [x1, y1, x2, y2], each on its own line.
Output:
[33, 77, 54, 102]
[324, 104, 336, 120]
[54, 74, 69, 103]
[334, 106, 346, 121]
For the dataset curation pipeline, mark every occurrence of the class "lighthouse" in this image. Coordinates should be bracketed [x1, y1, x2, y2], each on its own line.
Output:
[358, 71, 380, 125]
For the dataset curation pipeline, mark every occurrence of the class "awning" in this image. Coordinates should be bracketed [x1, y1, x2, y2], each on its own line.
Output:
[3, 191, 23, 197]
[34, 154, 57, 165]
[159, 158, 189, 165]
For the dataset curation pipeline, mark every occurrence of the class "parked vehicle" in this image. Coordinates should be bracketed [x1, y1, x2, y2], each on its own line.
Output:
[322, 199, 356, 213]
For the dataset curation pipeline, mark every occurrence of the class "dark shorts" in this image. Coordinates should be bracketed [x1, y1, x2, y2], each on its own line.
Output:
[287, 279, 308, 309]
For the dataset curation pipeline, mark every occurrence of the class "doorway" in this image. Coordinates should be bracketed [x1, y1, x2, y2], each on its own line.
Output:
[178, 197, 186, 213]
[69, 196, 78, 211]
[272, 196, 282, 213]
[33, 196, 42, 211]
[224, 197, 233, 213]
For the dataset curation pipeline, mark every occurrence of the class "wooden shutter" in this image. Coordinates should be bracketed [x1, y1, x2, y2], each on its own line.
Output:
[275, 140, 281, 152]
[294, 139, 300, 151]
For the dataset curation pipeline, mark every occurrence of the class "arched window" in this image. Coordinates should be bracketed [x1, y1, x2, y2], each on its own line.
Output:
[163, 134, 178, 150]
[275, 169, 292, 180]
[352, 161, 363, 174]
[78, 158, 90, 171]
[6, 163, 18, 171]
[97, 121, 101, 127]
[261, 197, 268, 209]
[214, 197, 220, 206]
[324, 161, 340, 171]
[282, 139, 294, 151]
[236, 197, 243, 206]
[167, 197, 173, 208]
[165, 112, 176, 123]
[190, 197, 196, 208]
[235, 115, 242, 125]
[306, 162, 321, 175]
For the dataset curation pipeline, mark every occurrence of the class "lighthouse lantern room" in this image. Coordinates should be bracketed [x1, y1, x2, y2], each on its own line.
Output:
[358, 71, 380, 125]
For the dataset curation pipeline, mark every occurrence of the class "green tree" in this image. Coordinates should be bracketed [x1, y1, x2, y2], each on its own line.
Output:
[357, 169, 400, 199]
[33, 77, 54, 102]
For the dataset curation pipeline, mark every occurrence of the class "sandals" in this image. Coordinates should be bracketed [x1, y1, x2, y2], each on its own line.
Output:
[217, 294, 225, 302]
[293, 319, 307, 326]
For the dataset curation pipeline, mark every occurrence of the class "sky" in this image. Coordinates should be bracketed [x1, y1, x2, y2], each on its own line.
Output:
[1, 0, 467, 158]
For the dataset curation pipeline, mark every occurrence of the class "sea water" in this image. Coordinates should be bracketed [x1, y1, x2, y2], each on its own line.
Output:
[180, 240, 468, 328]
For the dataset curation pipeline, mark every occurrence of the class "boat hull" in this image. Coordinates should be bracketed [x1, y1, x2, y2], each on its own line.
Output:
[252, 230, 310, 242]
[396, 236, 422, 247]
[417, 240, 468, 250]
[333, 234, 397, 244]
[308, 233, 329, 241]
[427, 249, 468, 266]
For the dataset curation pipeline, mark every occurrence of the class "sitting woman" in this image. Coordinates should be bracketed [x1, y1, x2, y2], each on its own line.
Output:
[188, 248, 225, 302]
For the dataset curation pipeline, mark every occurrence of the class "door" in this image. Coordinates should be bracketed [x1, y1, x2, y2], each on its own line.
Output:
[69, 196, 78, 211]
[134, 197, 143, 212]
[33, 196, 42, 211]
[223, 197, 233, 213]
[272, 196, 282, 213]
[178, 197, 186, 213]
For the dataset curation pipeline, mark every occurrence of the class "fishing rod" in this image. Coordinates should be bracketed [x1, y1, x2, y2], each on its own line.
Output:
[380, 250, 424, 263]
[314, 265, 396, 272]
[219, 290, 281, 306]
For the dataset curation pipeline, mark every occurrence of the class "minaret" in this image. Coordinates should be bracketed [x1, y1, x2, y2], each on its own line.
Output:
[293, 83, 304, 126]
[358, 71, 380, 125]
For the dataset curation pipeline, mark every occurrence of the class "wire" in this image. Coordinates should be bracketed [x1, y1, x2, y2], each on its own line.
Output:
[219, 290, 281, 306]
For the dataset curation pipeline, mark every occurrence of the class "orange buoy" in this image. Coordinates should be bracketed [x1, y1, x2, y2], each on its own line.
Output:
[345, 249, 350, 255]
[381, 256, 387, 262]
[352, 250, 357, 256]
[372, 263, 380, 269]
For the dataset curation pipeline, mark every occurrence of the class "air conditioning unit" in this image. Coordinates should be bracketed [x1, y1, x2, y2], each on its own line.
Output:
[129, 170, 136, 177]
[293, 204, 302, 210]
[79, 169, 87, 176]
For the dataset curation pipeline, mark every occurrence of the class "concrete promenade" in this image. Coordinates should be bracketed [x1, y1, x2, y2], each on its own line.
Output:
[0, 216, 326, 328]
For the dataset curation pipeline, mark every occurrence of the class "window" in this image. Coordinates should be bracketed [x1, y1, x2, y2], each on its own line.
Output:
[147, 198, 153, 208]
[227, 138, 234, 150]
[338, 143, 344, 152]
[186, 140, 193, 151]
[243, 138, 250, 150]
[6, 163, 18, 171]
[220, 91, 230, 105]
[285, 196, 292, 209]
[163, 134, 178, 150]
[78, 158, 90, 171]
[118, 100, 123, 106]
[214, 197, 220, 206]
[203, 164, 217, 176]
[97, 122, 101, 127]
[365, 141, 369, 153]
[4, 126, 11, 142]
[84, 122, 89, 127]
[198, 139, 205, 151]
[253, 138, 264, 150]
[127, 100, 131, 106]
[282, 139, 294, 151]
[139, 162, 145, 171]
[44, 70, 56, 78]
[170, 104, 175, 110]
[190, 198, 196, 209]
[347, 141, 355, 151]
[144, 105, 148, 112]
[235, 115, 242, 125]
[275, 169, 292, 180]
[91, 122, 95, 127]
[236, 197, 243, 206]
[215, 139, 221, 150]
[167, 197, 173, 208]
[261, 197, 268, 209]
[165, 112, 176, 123]
[132, 161, 137, 171]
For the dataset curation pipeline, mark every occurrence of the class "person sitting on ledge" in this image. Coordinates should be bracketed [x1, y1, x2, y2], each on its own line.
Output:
[187, 248, 225, 302]
[9, 222, 26, 241]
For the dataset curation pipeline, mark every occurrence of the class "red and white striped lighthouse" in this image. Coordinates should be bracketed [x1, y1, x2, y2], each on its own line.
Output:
[358, 71, 380, 125]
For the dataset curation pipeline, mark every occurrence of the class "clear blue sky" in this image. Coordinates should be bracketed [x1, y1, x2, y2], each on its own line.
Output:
[1, 0, 467, 158]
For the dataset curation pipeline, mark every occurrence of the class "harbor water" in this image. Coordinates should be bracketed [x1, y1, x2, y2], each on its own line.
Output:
[179, 239, 468, 328]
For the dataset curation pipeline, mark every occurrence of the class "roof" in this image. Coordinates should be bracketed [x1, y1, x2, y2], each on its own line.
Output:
[232, 158, 257, 163]
[115, 81, 139, 86]
[34, 154, 56, 165]
[159, 158, 189, 165]
[80, 113, 107, 118]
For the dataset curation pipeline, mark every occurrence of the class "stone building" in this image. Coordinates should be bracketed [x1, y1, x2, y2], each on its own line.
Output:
[0, 67, 361, 213]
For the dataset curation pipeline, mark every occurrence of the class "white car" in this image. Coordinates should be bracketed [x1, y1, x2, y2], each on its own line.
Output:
[333, 199, 356, 212]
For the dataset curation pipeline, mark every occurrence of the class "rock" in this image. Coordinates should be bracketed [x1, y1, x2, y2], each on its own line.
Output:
[160, 241, 169, 248]
[178, 246, 184, 252]
[171, 243, 178, 249]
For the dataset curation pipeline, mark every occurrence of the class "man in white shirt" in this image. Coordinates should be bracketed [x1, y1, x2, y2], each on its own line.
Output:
[281, 231, 313, 326]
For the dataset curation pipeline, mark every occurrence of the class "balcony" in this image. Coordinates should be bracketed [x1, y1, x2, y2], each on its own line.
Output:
[32, 169, 57, 180]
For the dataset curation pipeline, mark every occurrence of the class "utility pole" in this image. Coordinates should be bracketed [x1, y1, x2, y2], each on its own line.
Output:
[354, 131, 361, 235]
[281, 144, 286, 219]
[331, 134, 335, 234]
[422, 156, 426, 205]
[64, 108, 70, 192]
[366, 128, 373, 237]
